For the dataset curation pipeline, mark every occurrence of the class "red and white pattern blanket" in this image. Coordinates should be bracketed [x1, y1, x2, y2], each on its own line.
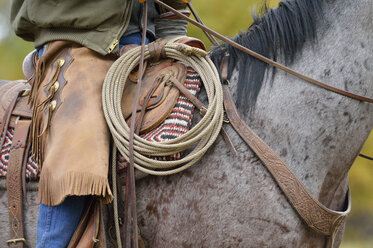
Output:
[117, 66, 201, 170]
[0, 128, 39, 180]
[0, 67, 201, 180]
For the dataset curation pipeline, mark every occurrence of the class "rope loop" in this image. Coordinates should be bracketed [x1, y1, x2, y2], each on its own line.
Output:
[102, 37, 223, 176]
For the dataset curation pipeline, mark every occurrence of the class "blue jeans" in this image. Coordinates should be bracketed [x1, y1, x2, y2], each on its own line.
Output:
[36, 196, 87, 248]
[119, 32, 151, 50]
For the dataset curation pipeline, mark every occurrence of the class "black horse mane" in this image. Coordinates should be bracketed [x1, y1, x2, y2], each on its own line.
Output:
[210, 0, 324, 112]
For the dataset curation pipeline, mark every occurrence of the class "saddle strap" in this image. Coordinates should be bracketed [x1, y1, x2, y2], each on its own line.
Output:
[67, 199, 106, 248]
[6, 120, 31, 248]
[0, 90, 23, 149]
[222, 84, 350, 242]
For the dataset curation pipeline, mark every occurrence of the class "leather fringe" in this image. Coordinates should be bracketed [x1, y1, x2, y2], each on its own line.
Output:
[38, 170, 113, 206]
[30, 59, 62, 167]
[27, 41, 75, 169]
[28, 56, 45, 165]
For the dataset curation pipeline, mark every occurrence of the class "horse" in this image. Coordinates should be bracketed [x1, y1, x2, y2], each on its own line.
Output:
[1, 0, 372, 247]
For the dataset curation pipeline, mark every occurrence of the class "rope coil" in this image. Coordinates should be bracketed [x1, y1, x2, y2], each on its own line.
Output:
[102, 40, 224, 176]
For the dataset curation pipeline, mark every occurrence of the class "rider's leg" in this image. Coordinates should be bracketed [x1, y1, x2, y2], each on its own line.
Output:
[36, 196, 87, 248]
[34, 32, 148, 248]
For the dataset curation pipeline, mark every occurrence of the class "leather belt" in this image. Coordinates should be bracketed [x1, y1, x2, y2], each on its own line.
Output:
[6, 119, 31, 248]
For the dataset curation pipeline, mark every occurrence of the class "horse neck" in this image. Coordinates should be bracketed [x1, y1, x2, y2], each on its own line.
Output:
[237, 0, 373, 208]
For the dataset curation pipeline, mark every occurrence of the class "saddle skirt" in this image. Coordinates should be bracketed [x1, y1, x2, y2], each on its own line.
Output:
[121, 59, 187, 134]
[0, 80, 32, 128]
[121, 37, 205, 134]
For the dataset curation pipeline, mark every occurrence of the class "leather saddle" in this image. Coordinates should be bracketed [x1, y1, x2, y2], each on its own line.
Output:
[0, 79, 32, 247]
[120, 37, 205, 134]
[0, 80, 32, 129]
[121, 58, 187, 134]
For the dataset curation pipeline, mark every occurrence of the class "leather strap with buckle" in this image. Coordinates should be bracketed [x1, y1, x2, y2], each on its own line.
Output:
[7, 119, 31, 248]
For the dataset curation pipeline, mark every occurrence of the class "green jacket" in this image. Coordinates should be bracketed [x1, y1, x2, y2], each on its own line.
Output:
[10, 0, 159, 55]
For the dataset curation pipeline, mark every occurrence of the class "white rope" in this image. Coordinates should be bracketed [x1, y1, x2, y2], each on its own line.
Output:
[102, 39, 223, 176]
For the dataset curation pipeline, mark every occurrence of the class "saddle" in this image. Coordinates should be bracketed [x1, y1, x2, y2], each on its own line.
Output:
[121, 58, 187, 134]
[120, 37, 205, 134]
[0, 80, 32, 248]
[0, 80, 32, 130]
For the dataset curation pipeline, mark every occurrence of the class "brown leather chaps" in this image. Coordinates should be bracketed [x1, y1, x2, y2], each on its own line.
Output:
[29, 41, 115, 206]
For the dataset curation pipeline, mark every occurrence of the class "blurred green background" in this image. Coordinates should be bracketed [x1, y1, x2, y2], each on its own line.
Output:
[0, 0, 372, 246]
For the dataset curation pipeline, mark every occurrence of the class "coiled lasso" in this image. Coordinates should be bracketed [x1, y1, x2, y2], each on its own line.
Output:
[102, 39, 223, 176]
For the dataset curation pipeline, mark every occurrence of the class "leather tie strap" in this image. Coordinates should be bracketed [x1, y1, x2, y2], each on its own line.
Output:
[168, 75, 207, 115]
[148, 40, 167, 62]
[123, 2, 148, 248]
[167, 75, 237, 155]
[7, 119, 31, 248]
[359, 153, 373, 161]
[186, 3, 219, 46]
[222, 84, 350, 246]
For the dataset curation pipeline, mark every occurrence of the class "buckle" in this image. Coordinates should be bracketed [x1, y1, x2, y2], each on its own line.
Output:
[223, 110, 230, 124]
[223, 79, 231, 87]
[21, 89, 31, 97]
[15, 116, 20, 125]
[199, 106, 207, 115]
[6, 238, 30, 247]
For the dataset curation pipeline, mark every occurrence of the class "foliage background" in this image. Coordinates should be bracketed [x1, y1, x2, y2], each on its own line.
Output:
[0, 0, 371, 246]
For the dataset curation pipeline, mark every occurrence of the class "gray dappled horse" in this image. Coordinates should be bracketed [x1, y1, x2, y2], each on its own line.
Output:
[1, 0, 372, 247]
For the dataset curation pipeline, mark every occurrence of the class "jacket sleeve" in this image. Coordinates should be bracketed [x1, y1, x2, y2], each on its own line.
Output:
[158, 0, 188, 13]
[10, 0, 36, 41]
